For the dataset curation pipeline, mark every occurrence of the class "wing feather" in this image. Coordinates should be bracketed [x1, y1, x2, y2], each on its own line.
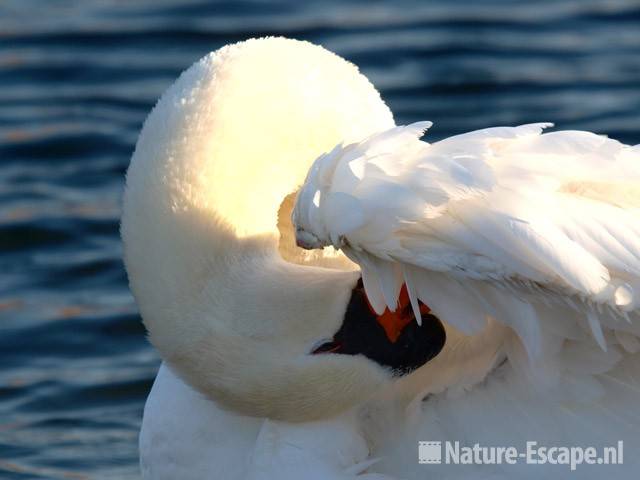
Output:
[297, 122, 640, 356]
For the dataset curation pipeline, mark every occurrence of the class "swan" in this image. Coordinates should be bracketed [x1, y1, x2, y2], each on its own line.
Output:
[122, 37, 640, 479]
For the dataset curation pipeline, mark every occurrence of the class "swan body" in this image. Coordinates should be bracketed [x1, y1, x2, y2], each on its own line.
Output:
[124, 37, 640, 479]
[140, 364, 262, 479]
[141, 364, 388, 480]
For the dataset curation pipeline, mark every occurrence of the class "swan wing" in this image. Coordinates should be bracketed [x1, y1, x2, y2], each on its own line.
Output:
[295, 122, 640, 353]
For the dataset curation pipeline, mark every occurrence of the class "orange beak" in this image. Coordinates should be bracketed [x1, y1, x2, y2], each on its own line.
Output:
[364, 284, 431, 343]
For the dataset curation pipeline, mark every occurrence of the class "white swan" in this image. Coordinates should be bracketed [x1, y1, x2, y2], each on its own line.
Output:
[122, 37, 640, 479]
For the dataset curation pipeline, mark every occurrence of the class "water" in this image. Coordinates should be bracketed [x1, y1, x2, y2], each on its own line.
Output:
[1, 0, 639, 477]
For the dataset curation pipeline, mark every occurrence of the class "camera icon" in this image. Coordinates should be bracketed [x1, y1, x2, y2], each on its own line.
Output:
[419, 441, 442, 464]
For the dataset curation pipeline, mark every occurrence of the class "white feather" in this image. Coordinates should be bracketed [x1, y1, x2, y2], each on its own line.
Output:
[294, 122, 640, 359]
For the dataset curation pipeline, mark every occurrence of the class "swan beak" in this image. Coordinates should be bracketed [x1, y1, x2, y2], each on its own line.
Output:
[375, 307, 414, 344]
[311, 279, 445, 375]
[369, 285, 431, 343]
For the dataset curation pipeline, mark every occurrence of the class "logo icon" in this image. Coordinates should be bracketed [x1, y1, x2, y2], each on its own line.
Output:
[419, 441, 442, 464]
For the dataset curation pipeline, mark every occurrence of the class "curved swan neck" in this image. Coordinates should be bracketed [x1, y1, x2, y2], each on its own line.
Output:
[121, 38, 396, 420]
[122, 37, 394, 309]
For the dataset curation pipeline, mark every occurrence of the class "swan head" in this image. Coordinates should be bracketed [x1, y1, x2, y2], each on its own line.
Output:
[121, 37, 430, 421]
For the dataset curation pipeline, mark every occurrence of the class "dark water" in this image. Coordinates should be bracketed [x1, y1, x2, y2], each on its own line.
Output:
[1, 0, 639, 477]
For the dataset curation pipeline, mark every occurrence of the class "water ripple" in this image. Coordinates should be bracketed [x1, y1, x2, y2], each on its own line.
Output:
[1, 0, 639, 478]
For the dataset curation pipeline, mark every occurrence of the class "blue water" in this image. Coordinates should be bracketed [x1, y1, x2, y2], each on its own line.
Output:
[1, 0, 639, 477]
